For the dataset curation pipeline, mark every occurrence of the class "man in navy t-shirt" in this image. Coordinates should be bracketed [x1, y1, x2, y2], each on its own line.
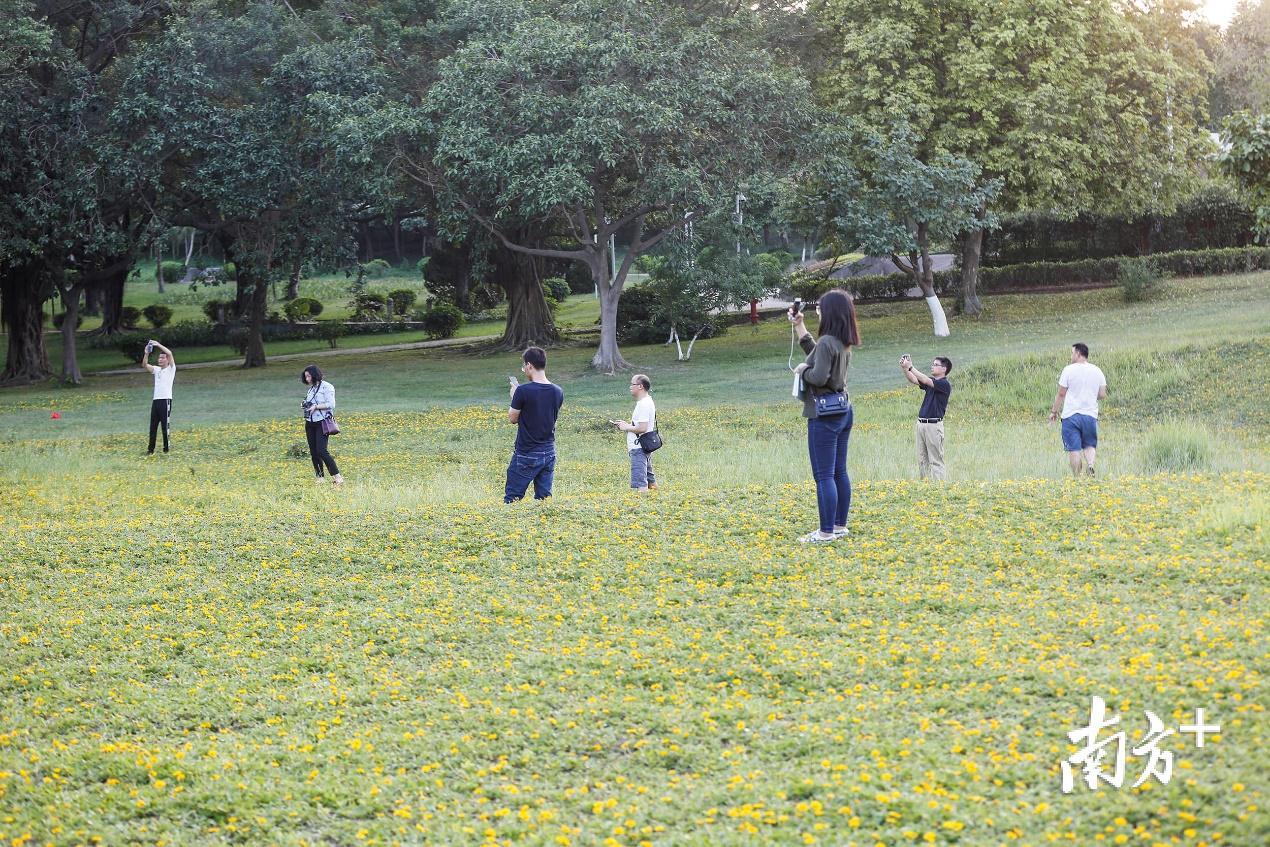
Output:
[505, 346, 565, 502]
[901, 354, 953, 481]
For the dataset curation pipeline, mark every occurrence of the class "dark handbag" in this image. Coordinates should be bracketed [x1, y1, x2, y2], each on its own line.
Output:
[321, 415, 341, 435]
[637, 429, 663, 453]
[813, 391, 850, 417]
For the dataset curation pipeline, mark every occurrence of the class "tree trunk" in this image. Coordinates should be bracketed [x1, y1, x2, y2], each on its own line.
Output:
[1, 266, 51, 385]
[497, 244, 558, 349]
[59, 282, 84, 384]
[286, 254, 302, 300]
[97, 269, 127, 335]
[591, 242, 632, 373]
[83, 285, 102, 317]
[242, 265, 268, 368]
[960, 227, 985, 317]
[234, 275, 251, 317]
[916, 223, 950, 337]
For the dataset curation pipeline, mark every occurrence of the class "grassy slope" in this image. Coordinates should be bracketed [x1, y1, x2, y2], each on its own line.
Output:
[0, 274, 1266, 846]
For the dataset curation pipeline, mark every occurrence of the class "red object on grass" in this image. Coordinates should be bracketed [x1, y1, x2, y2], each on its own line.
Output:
[50, 411, 61, 419]
[749, 298, 759, 325]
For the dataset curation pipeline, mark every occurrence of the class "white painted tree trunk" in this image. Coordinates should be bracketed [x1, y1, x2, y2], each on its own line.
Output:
[683, 330, 701, 360]
[926, 295, 950, 337]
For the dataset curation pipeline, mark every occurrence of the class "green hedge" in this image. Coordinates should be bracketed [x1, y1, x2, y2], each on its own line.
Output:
[790, 247, 1270, 302]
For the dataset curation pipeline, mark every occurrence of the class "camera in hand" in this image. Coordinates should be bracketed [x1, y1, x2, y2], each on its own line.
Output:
[792, 298, 802, 316]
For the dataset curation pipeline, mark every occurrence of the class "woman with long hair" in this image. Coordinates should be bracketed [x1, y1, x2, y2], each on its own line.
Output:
[790, 290, 860, 542]
[301, 365, 343, 485]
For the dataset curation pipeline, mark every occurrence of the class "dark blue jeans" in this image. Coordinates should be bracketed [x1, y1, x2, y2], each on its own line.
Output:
[504, 448, 556, 502]
[807, 406, 853, 534]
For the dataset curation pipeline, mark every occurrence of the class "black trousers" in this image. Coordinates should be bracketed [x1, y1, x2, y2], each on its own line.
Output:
[148, 399, 171, 453]
[305, 420, 340, 477]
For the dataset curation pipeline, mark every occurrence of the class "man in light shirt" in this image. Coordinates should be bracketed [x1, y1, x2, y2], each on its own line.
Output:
[1049, 342, 1108, 477]
[613, 374, 657, 492]
[141, 339, 176, 454]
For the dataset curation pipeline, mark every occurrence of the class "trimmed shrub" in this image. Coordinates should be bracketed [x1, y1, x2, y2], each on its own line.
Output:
[120, 306, 142, 330]
[117, 334, 150, 363]
[284, 297, 324, 322]
[1117, 257, 1162, 302]
[422, 304, 464, 340]
[156, 260, 186, 282]
[142, 304, 174, 328]
[352, 292, 388, 320]
[543, 276, 571, 302]
[203, 299, 233, 324]
[361, 258, 392, 279]
[315, 321, 345, 348]
[786, 247, 1270, 302]
[222, 262, 237, 280]
[1141, 422, 1215, 473]
[226, 326, 251, 355]
[386, 289, 418, 317]
[52, 312, 83, 330]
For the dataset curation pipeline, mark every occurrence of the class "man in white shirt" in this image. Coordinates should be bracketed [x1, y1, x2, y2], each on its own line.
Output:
[1049, 342, 1108, 477]
[141, 339, 176, 454]
[613, 374, 657, 492]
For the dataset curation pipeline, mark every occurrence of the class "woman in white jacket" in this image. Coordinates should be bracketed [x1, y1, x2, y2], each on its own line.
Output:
[301, 365, 343, 485]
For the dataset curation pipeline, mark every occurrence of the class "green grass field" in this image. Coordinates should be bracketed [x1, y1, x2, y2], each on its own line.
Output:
[0, 273, 1266, 846]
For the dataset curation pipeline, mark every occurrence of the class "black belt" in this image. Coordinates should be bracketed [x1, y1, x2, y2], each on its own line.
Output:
[917, 417, 943, 424]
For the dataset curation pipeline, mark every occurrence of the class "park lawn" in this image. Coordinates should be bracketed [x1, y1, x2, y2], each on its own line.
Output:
[0, 272, 1266, 846]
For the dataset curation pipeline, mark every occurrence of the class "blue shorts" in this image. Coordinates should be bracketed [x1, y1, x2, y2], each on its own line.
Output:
[1061, 414, 1098, 452]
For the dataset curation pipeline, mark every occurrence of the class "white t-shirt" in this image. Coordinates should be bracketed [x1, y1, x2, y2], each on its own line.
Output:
[153, 364, 175, 400]
[628, 395, 656, 450]
[1058, 361, 1106, 419]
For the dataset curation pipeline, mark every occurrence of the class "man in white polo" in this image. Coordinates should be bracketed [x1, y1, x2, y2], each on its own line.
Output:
[141, 338, 176, 454]
[1049, 342, 1107, 477]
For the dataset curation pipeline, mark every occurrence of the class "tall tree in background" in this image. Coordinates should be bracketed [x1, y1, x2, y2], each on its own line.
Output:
[118, 1, 378, 367]
[412, 0, 811, 372]
[1216, 0, 1270, 118]
[811, 0, 1211, 315]
[1221, 111, 1270, 239]
[0, 0, 171, 384]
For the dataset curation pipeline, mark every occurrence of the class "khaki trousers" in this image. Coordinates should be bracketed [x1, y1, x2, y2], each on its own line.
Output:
[916, 420, 946, 481]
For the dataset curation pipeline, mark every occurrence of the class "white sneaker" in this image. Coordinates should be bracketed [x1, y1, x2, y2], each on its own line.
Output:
[832, 526, 850, 539]
[798, 530, 837, 544]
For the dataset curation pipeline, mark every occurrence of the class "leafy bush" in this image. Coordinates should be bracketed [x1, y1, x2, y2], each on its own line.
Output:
[203, 299, 233, 324]
[361, 258, 392, 279]
[284, 297, 324, 322]
[222, 261, 237, 280]
[52, 312, 83, 330]
[386, 289, 418, 317]
[117, 334, 149, 363]
[422, 304, 464, 339]
[543, 276, 571, 302]
[227, 326, 251, 355]
[315, 321, 345, 348]
[416, 257, 430, 276]
[565, 263, 594, 295]
[156, 261, 186, 282]
[1141, 422, 1215, 472]
[120, 306, 142, 330]
[352, 292, 388, 321]
[142, 304, 173, 328]
[1117, 257, 1162, 302]
[786, 247, 1270, 302]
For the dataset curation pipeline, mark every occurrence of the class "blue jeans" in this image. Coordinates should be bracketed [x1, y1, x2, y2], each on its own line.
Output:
[505, 448, 556, 502]
[807, 407, 853, 534]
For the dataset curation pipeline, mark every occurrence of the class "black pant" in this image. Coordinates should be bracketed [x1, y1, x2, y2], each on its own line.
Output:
[148, 399, 171, 453]
[305, 420, 340, 477]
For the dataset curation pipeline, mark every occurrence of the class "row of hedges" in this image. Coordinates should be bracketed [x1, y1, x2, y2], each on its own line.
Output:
[100, 309, 465, 361]
[790, 247, 1270, 302]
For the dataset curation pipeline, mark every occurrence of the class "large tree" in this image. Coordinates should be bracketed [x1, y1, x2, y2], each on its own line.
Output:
[118, 1, 378, 367]
[1216, 0, 1270, 118]
[1221, 111, 1270, 240]
[811, 0, 1212, 315]
[1, 0, 170, 384]
[412, 0, 811, 372]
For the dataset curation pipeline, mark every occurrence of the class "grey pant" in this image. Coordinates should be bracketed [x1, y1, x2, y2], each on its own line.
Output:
[916, 421, 946, 481]
[629, 448, 656, 489]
